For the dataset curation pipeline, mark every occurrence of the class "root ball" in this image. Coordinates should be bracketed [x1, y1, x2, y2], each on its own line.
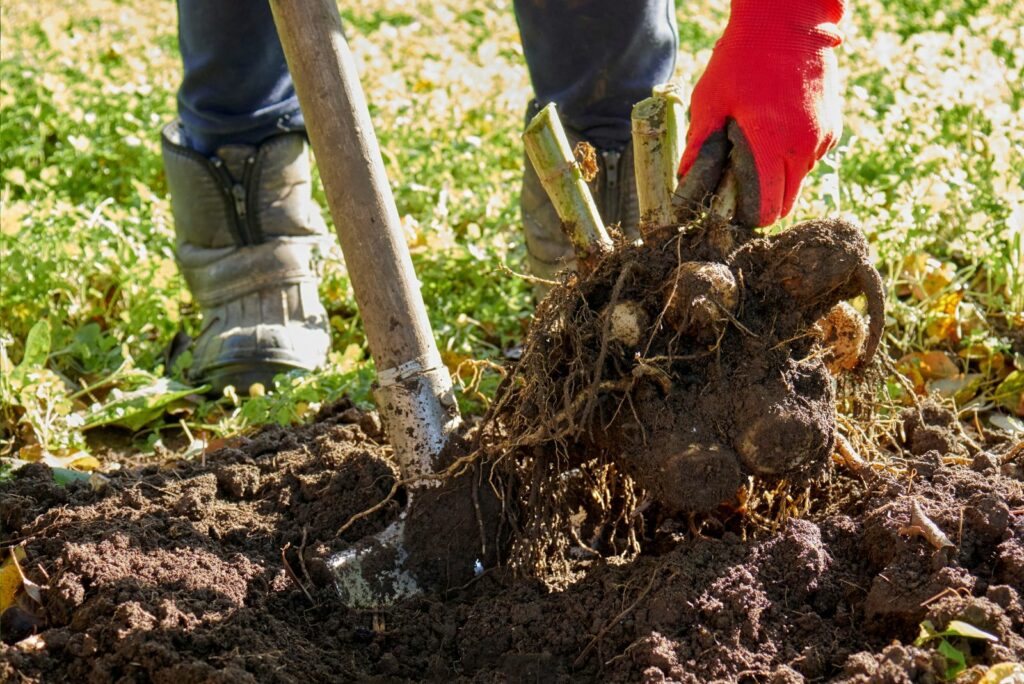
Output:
[663, 262, 738, 341]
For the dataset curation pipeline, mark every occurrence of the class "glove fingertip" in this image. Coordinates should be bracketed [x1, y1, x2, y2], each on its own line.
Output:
[675, 127, 730, 209]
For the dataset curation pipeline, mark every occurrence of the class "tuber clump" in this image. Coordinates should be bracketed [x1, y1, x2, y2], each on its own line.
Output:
[485, 216, 884, 541]
[486, 96, 886, 575]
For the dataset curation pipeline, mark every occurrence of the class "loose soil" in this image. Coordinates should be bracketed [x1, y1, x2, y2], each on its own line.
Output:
[2, 397, 1022, 682]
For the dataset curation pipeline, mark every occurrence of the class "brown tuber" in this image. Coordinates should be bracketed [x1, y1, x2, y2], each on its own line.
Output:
[815, 302, 868, 375]
[730, 219, 885, 369]
[607, 301, 649, 347]
[663, 261, 738, 342]
[645, 442, 744, 513]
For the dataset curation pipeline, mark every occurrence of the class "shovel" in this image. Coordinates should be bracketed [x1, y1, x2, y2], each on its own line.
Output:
[269, 0, 461, 608]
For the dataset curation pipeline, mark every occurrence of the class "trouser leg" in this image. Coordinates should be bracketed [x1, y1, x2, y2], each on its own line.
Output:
[514, 0, 678, 151]
[516, 0, 678, 289]
[176, 0, 305, 154]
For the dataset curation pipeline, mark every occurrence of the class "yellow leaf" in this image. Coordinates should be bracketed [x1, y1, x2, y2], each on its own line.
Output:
[901, 253, 956, 300]
[35, 450, 100, 471]
[925, 291, 964, 344]
[16, 444, 45, 463]
[0, 548, 28, 613]
[979, 662, 1024, 683]
[69, 455, 102, 471]
[898, 352, 960, 394]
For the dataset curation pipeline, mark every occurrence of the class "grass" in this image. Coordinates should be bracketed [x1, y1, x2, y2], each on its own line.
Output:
[1, 0, 1022, 470]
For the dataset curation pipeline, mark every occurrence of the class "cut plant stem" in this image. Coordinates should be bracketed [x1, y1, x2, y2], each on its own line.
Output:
[632, 83, 685, 233]
[523, 103, 612, 273]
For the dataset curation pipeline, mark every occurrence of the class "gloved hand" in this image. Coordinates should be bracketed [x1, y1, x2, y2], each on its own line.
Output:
[675, 0, 845, 227]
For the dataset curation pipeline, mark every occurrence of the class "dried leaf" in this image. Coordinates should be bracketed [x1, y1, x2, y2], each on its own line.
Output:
[979, 662, 1024, 683]
[7, 547, 43, 605]
[0, 547, 28, 612]
[925, 291, 965, 344]
[573, 141, 598, 182]
[988, 413, 1024, 434]
[900, 253, 956, 300]
[898, 351, 960, 394]
[930, 373, 984, 404]
[994, 370, 1024, 416]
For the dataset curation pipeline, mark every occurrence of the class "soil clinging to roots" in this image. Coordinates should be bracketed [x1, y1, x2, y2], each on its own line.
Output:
[481, 216, 886, 575]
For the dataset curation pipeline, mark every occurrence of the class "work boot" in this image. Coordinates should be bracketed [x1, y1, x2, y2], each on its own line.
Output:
[162, 120, 331, 393]
[521, 103, 639, 296]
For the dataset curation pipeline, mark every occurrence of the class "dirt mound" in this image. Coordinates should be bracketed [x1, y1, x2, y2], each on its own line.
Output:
[2, 399, 1022, 682]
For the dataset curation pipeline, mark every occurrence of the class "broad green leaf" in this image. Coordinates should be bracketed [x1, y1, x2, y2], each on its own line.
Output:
[82, 378, 206, 432]
[51, 467, 93, 486]
[994, 371, 1024, 414]
[937, 639, 967, 680]
[943, 620, 999, 642]
[14, 319, 52, 383]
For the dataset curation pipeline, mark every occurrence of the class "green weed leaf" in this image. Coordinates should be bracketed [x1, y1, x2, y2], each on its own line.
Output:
[937, 639, 967, 680]
[944, 620, 998, 642]
[51, 467, 92, 487]
[915, 620, 940, 647]
[83, 378, 205, 432]
[15, 319, 52, 380]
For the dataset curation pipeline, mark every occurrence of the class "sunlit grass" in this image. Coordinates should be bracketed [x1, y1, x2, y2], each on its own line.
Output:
[1, 0, 1021, 469]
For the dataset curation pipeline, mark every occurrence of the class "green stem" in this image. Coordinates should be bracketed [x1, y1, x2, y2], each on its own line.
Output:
[631, 84, 685, 233]
[523, 103, 612, 273]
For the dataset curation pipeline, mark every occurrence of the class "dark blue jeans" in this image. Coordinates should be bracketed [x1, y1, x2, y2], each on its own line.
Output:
[177, 0, 677, 155]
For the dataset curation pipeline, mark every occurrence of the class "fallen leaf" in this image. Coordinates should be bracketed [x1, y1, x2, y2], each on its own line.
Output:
[0, 547, 28, 612]
[930, 373, 984, 404]
[988, 413, 1024, 434]
[898, 351, 960, 393]
[41, 451, 99, 472]
[994, 370, 1024, 416]
[6, 547, 43, 605]
[900, 253, 956, 300]
[979, 662, 1024, 683]
[925, 291, 965, 344]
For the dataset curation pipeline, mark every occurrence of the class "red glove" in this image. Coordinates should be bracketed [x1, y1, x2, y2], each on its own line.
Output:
[675, 0, 845, 227]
